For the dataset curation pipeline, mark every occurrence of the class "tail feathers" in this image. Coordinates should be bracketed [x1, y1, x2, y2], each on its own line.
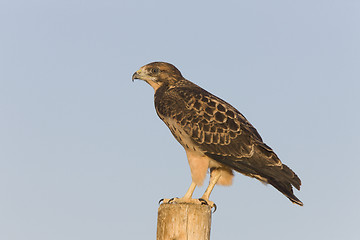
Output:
[205, 153, 303, 206]
[254, 163, 303, 206]
[281, 164, 301, 190]
[266, 176, 303, 206]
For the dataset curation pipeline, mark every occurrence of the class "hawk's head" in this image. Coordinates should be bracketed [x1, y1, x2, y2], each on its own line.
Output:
[132, 62, 184, 90]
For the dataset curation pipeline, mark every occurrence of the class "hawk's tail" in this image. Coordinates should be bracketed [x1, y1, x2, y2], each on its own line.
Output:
[237, 162, 303, 206]
[262, 164, 303, 206]
[205, 153, 303, 206]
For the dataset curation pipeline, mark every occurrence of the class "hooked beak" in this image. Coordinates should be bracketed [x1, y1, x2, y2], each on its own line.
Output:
[132, 70, 142, 82]
[132, 72, 138, 82]
[132, 67, 161, 90]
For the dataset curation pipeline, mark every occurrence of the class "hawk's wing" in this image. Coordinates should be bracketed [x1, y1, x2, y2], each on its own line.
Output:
[155, 85, 302, 205]
[156, 85, 278, 163]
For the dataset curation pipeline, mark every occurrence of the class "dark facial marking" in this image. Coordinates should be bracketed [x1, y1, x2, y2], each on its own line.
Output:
[150, 68, 159, 74]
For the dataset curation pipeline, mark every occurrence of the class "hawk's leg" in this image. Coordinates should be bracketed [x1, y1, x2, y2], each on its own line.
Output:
[160, 181, 199, 204]
[160, 171, 220, 210]
[200, 169, 221, 207]
[161, 181, 215, 208]
[183, 181, 197, 199]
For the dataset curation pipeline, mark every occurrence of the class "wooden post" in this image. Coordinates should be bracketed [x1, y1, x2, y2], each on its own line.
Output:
[157, 203, 212, 240]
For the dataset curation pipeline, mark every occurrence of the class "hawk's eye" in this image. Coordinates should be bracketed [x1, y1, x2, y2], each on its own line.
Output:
[150, 68, 159, 74]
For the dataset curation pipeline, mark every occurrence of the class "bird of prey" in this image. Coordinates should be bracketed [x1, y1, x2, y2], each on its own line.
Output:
[132, 62, 303, 207]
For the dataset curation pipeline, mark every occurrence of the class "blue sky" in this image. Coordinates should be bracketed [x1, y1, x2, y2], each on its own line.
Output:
[1, 0, 359, 239]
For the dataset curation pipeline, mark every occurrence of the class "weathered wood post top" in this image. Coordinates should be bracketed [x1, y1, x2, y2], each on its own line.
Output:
[157, 203, 212, 240]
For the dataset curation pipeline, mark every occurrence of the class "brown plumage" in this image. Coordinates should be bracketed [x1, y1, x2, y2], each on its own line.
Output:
[133, 62, 303, 206]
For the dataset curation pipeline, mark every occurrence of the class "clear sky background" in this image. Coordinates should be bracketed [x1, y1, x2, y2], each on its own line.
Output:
[1, 0, 359, 239]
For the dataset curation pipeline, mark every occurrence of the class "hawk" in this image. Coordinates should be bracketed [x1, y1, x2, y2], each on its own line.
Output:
[132, 62, 303, 207]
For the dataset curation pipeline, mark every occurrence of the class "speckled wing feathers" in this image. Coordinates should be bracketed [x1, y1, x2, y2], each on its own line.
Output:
[156, 85, 275, 162]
